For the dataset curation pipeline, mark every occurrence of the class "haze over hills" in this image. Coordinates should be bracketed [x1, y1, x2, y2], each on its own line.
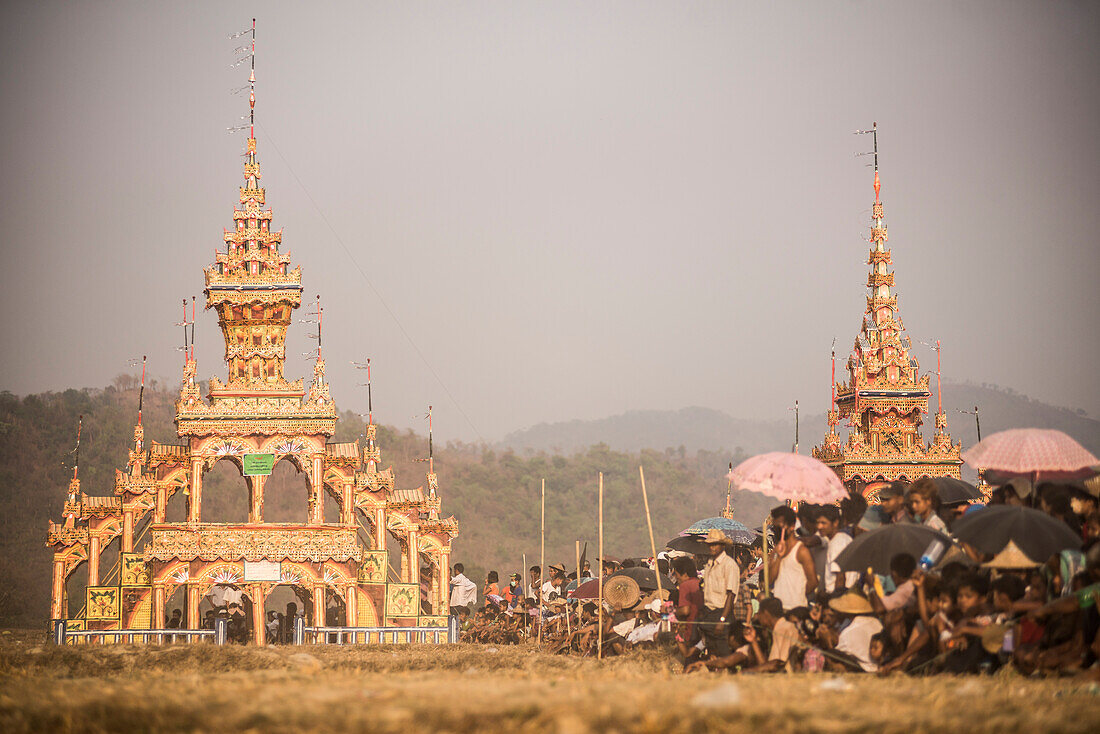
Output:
[502, 382, 1100, 459]
[1, 379, 1094, 626]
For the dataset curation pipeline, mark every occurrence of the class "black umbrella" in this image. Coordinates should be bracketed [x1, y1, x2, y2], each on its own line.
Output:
[609, 566, 675, 591]
[951, 505, 1081, 561]
[834, 523, 954, 575]
[666, 535, 710, 555]
[932, 476, 981, 505]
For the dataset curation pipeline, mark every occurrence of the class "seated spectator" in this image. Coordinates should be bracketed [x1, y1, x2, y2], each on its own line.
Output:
[942, 572, 997, 673]
[827, 591, 883, 672]
[166, 608, 182, 629]
[740, 597, 801, 673]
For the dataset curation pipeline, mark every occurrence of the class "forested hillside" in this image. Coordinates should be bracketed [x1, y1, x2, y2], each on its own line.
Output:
[5, 377, 1093, 626]
[0, 382, 762, 626]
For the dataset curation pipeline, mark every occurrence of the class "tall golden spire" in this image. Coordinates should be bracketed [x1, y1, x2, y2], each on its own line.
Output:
[202, 18, 304, 394]
[812, 123, 962, 490]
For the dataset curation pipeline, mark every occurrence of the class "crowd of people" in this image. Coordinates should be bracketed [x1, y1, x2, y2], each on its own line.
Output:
[451, 477, 1100, 676]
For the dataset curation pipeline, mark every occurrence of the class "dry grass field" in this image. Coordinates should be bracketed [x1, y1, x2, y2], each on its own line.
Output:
[1, 630, 1098, 733]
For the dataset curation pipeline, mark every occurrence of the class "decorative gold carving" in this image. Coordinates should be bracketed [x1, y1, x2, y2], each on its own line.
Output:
[144, 525, 363, 563]
[357, 550, 388, 583]
[120, 553, 150, 586]
[86, 587, 120, 620]
[385, 583, 419, 618]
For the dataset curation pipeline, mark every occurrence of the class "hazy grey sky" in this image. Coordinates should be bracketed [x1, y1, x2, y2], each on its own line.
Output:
[1, 1, 1098, 442]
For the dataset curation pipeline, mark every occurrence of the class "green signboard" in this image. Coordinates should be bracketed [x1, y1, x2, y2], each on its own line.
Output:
[242, 453, 275, 476]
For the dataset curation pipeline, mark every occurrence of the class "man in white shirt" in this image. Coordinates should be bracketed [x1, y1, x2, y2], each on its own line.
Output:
[829, 591, 883, 672]
[700, 529, 740, 658]
[816, 506, 857, 595]
[449, 562, 477, 615]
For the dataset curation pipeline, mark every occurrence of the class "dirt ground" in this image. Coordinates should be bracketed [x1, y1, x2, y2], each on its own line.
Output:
[0, 629, 1098, 733]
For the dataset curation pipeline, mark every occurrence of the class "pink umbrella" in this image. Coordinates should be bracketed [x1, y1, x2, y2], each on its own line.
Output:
[727, 452, 848, 504]
[961, 428, 1099, 481]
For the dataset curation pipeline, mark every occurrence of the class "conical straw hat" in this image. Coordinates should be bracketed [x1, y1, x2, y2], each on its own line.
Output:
[828, 590, 873, 615]
[602, 575, 641, 610]
[982, 540, 1040, 569]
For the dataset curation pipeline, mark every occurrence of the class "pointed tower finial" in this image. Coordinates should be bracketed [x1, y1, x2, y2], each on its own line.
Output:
[249, 18, 256, 139]
[721, 462, 734, 519]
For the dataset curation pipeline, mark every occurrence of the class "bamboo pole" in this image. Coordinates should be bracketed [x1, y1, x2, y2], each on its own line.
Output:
[597, 472, 604, 660]
[761, 515, 772, 596]
[575, 539, 582, 630]
[539, 478, 545, 647]
[638, 467, 663, 603]
[522, 552, 527, 640]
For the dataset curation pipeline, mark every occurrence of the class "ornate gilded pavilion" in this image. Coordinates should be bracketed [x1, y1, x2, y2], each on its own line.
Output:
[46, 25, 457, 643]
[813, 125, 962, 497]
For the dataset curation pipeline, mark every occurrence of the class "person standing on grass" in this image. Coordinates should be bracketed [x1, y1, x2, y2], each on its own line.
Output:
[769, 505, 817, 611]
[700, 529, 740, 660]
[671, 555, 704, 666]
[817, 506, 856, 596]
[449, 562, 477, 616]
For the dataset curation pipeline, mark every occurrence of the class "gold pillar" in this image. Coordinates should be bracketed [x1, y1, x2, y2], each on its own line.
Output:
[346, 585, 358, 627]
[153, 585, 166, 628]
[50, 557, 66, 620]
[441, 551, 451, 612]
[88, 535, 101, 587]
[375, 508, 387, 551]
[400, 539, 409, 582]
[309, 456, 323, 524]
[122, 511, 134, 553]
[155, 486, 166, 523]
[430, 562, 440, 615]
[408, 531, 420, 587]
[250, 583, 266, 645]
[341, 483, 353, 525]
[188, 460, 203, 523]
[312, 585, 325, 627]
[249, 475, 265, 523]
[186, 583, 200, 629]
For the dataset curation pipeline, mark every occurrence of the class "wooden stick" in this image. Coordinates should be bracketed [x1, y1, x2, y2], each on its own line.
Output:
[761, 515, 772, 596]
[638, 466, 662, 603]
[575, 539, 582, 630]
[539, 478, 545, 647]
[597, 472, 604, 660]
[522, 552, 527, 639]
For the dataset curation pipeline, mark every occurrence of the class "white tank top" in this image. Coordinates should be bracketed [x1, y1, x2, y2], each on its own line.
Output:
[773, 540, 808, 610]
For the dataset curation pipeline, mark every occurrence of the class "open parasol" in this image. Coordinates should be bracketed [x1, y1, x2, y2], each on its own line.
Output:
[931, 476, 981, 505]
[666, 535, 711, 555]
[961, 428, 1099, 482]
[834, 523, 953, 575]
[728, 452, 849, 504]
[681, 516, 758, 545]
[951, 504, 1081, 561]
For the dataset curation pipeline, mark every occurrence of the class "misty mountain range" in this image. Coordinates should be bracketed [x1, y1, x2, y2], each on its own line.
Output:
[500, 382, 1099, 459]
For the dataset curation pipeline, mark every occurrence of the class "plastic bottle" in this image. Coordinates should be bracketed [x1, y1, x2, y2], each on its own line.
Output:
[919, 539, 946, 571]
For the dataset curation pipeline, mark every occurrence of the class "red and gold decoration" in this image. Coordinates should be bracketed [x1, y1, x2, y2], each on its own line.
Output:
[45, 21, 458, 643]
[813, 124, 962, 496]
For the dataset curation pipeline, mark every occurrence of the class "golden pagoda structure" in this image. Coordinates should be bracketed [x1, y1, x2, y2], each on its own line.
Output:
[813, 124, 962, 497]
[46, 21, 458, 643]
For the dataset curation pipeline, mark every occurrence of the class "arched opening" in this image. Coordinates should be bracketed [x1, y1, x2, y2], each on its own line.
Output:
[200, 459, 250, 523]
[262, 584, 313, 643]
[263, 457, 310, 523]
[323, 490, 341, 525]
[164, 485, 188, 523]
[65, 564, 88, 619]
[199, 582, 252, 643]
[162, 586, 186, 630]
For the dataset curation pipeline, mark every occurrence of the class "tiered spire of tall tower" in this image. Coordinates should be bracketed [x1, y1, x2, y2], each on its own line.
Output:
[46, 21, 459, 640]
[813, 124, 962, 495]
